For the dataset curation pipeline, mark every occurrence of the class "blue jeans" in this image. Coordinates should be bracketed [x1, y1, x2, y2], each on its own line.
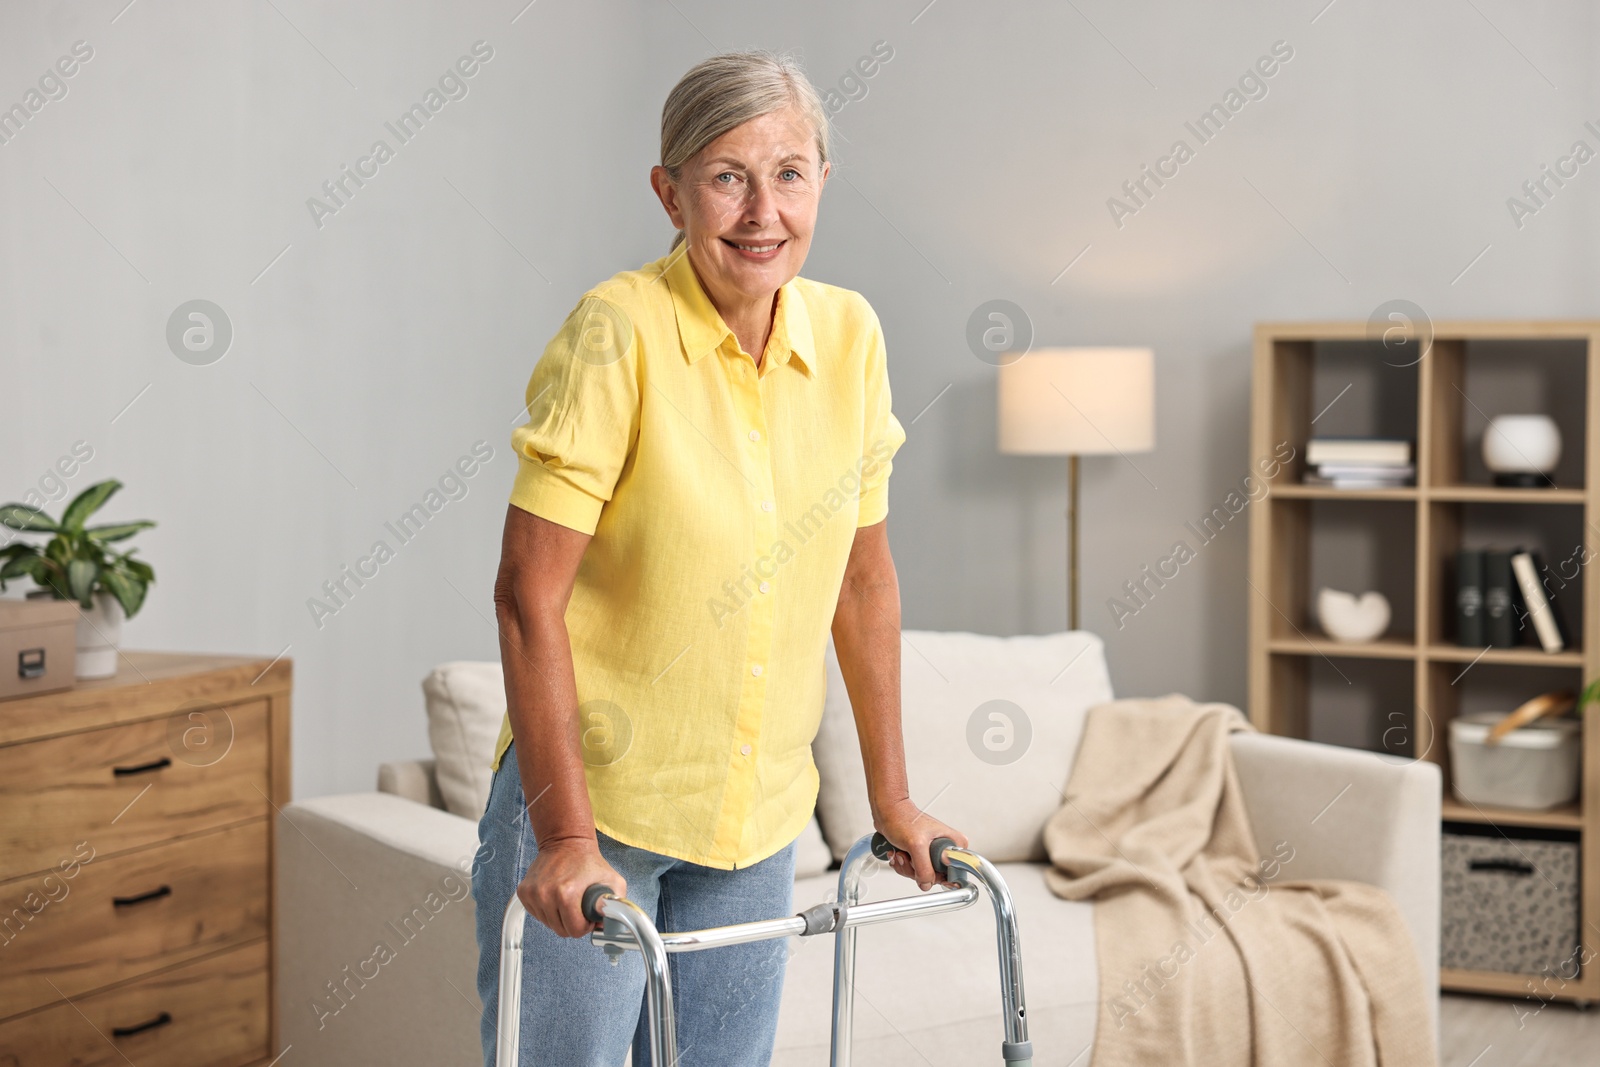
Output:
[472, 742, 798, 1066]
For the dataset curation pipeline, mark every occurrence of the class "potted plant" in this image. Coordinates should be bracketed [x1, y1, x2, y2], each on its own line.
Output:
[0, 480, 156, 679]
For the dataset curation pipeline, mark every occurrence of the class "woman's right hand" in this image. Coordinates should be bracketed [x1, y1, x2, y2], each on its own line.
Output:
[517, 839, 628, 939]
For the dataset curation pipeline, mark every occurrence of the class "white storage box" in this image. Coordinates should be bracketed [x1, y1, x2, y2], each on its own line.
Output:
[1448, 711, 1580, 810]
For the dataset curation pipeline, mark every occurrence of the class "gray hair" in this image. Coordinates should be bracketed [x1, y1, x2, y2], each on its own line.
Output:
[660, 50, 831, 252]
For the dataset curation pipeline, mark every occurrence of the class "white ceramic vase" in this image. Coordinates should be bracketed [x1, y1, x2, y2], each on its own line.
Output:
[1316, 588, 1391, 643]
[76, 591, 123, 679]
[1483, 415, 1561, 487]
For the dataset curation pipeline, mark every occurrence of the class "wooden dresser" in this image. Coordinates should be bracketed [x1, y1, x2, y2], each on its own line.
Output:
[0, 651, 291, 1066]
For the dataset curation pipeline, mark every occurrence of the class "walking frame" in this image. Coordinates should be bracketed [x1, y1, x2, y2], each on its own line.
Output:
[496, 832, 1033, 1066]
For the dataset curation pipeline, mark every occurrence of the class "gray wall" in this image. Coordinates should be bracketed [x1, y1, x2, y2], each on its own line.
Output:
[3, 0, 1596, 799]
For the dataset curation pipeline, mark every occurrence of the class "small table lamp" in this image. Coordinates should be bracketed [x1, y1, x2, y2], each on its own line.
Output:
[998, 347, 1155, 631]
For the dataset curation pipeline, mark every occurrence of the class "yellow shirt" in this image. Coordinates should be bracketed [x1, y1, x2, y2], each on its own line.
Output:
[491, 248, 906, 870]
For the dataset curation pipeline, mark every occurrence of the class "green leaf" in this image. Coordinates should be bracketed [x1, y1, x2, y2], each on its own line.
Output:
[61, 480, 121, 532]
[86, 520, 155, 543]
[67, 558, 98, 607]
[0, 551, 38, 590]
[30, 557, 69, 599]
[45, 538, 72, 567]
[0, 505, 60, 532]
[121, 557, 155, 583]
[99, 568, 146, 618]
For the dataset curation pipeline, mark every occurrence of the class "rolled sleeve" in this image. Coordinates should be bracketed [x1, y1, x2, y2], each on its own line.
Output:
[509, 294, 639, 535]
[855, 302, 906, 527]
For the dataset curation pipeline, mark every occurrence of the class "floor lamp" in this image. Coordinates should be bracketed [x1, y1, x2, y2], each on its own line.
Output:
[998, 348, 1155, 631]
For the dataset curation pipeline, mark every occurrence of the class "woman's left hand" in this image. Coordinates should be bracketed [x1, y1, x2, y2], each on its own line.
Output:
[873, 799, 969, 892]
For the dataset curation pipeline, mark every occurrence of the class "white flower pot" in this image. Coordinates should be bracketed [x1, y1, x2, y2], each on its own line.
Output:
[76, 591, 124, 679]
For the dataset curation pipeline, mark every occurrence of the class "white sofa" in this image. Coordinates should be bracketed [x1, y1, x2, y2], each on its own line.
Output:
[276, 631, 1440, 1065]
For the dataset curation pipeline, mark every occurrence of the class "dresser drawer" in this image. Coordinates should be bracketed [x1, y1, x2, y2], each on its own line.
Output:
[0, 820, 268, 1018]
[0, 939, 269, 1067]
[0, 700, 269, 879]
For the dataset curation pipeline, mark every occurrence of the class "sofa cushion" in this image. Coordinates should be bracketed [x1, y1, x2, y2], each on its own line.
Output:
[774, 861, 1098, 1063]
[812, 630, 1112, 864]
[421, 660, 841, 871]
[376, 758, 447, 810]
[422, 661, 507, 820]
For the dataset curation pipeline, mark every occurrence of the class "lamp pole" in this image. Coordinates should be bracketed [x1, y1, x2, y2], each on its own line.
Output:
[1067, 454, 1080, 631]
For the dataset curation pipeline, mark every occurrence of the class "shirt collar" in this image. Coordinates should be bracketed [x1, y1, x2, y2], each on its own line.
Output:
[660, 247, 817, 379]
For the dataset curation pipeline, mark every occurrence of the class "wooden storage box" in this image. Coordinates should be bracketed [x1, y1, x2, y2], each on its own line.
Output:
[0, 597, 77, 700]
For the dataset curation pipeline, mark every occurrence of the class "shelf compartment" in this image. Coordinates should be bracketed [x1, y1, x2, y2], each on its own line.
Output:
[1300, 498, 1417, 644]
[1304, 656, 1415, 755]
[1423, 659, 1585, 824]
[1426, 336, 1588, 490]
[1274, 338, 1421, 487]
[1425, 500, 1588, 652]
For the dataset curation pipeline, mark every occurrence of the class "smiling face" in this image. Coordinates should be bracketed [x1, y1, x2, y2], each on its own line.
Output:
[652, 103, 829, 311]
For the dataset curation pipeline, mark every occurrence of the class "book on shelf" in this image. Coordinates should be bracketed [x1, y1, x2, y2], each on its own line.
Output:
[1303, 439, 1415, 487]
[1456, 546, 1572, 653]
[1303, 469, 1415, 489]
[1483, 549, 1518, 648]
[1304, 438, 1412, 467]
[1455, 549, 1484, 647]
[1313, 463, 1416, 479]
[1302, 478, 1414, 489]
[1510, 550, 1569, 654]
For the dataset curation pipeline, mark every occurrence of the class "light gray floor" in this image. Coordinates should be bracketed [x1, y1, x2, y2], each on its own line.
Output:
[1441, 993, 1599, 1066]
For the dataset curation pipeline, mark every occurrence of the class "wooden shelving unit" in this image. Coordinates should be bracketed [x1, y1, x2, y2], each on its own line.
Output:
[1248, 320, 1600, 1002]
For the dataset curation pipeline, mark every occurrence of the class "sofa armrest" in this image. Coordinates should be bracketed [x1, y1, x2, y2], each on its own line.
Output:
[378, 758, 447, 810]
[276, 793, 484, 1066]
[1229, 732, 1440, 1028]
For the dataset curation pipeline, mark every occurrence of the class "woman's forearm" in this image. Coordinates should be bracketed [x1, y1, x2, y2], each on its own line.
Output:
[494, 581, 597, 851]
[830, 524, 910, 820]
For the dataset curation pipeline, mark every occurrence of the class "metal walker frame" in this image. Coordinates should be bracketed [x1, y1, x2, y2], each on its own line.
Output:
[496, 832, 1032, 1066]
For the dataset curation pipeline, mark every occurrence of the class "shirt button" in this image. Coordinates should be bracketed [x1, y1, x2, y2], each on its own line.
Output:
[749, 430, 760, 441]
[740, 744, 752, 755]
[761, 501, 774, 512]
[751, 664, 763, 676]
[758, 581, 770, 593]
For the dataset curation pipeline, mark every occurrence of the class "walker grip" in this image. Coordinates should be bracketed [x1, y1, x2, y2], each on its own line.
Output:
[870, 832, 958, 881]
[581, 883, 614, 924]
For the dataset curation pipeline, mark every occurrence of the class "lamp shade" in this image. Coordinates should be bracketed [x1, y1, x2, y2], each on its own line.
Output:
[998, 347, 1155, 456]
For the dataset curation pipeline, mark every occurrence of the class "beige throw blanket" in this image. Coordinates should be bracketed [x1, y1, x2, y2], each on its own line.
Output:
[1043, 695, 1436, 1067]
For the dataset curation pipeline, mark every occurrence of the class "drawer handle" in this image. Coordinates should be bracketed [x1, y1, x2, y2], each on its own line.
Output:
[112, 1011, 172, 1038]
[113, 757, 172, 777]
[113, 885, 172, 908]
[1469, 858, 1535, 876]
[18, 647, 46, 679]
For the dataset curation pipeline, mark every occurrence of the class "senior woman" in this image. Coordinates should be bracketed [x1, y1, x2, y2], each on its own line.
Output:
[471, 50, 965, 1066]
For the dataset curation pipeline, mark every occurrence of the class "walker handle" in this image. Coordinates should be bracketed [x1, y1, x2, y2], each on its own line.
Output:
[870, 832, 958, 881]
[581, 883, 615, 924]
